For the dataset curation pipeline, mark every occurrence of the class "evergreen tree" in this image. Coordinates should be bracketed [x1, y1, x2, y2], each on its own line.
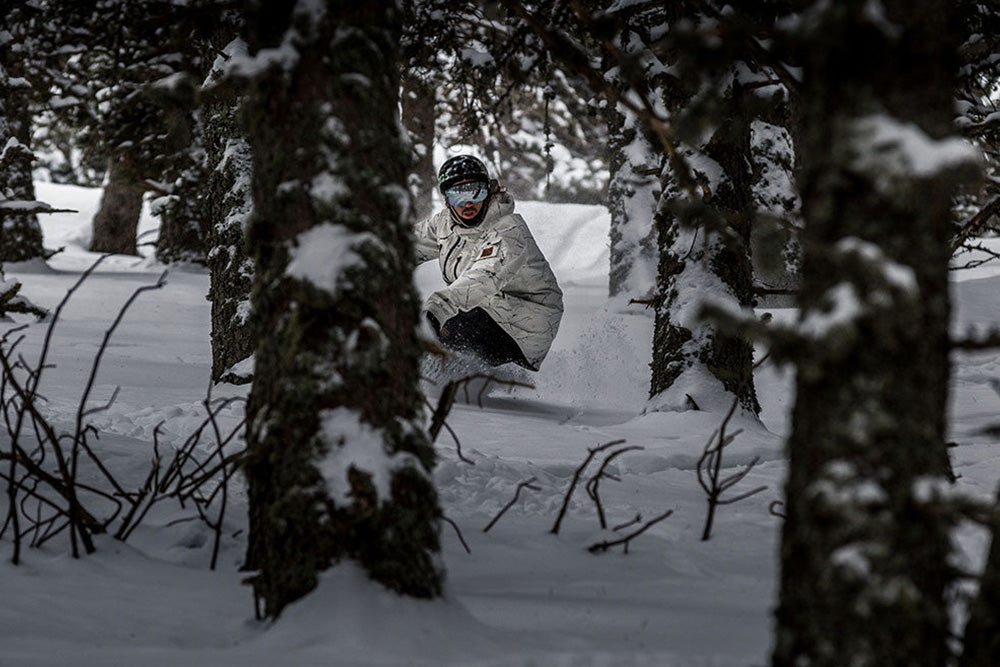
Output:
[241, 0, 442, 617]
[0, 1, 45, 262]
[771, 2, 974, 665]
[601, 2, 665, 302]
[43, 0, 201, 256]
[203, 35, 255, 385]
[402, 1, 607, 210]
[645, 2, 789, 415]
[954, 7, 1000, 662]
[952, 0, 1000, 248]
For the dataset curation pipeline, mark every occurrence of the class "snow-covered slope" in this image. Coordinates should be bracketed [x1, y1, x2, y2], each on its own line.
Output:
[0, 182, 996, 666]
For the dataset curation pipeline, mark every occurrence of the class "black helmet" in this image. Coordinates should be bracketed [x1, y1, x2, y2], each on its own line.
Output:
[438, 155, 489, 192]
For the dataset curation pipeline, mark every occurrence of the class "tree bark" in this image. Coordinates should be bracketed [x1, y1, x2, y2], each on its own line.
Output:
[242, 0, 442, 618]
[606, 102, 659, 301]
[772, 2, 966, 666]
[647, 17, 760, 415]
[90, 155, 143, 256]
[202, 38, 256, 385]
[0, 45, 44, 263]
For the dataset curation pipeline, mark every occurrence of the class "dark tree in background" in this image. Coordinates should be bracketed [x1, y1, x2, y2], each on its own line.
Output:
[241, 0, 442, 617]
[0, 1, 46, 263]
[42, 0, 201, 256]
[772, 2, 975, 666]
[601, 2, 664, 302]
[952, 0, 1000, 251]
[644, 3, 786, 415]
[956, 9, 1000, 663]
[202, 35, 256, 385]
[402, 0, 608, 210]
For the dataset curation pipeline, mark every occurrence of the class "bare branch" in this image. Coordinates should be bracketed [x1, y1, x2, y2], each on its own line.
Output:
[551, 439, 626, 535]
[441, 515, 471, 554]
[585, 446, 644, 529]
[588, 510, 674, 554]
[484, 477, 541, 533]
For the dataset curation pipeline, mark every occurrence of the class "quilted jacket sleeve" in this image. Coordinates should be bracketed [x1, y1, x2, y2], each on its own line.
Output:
[412, 212, 442, 264]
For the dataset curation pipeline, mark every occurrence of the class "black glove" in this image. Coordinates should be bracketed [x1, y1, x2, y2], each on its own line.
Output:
[426, 312, 442, 337]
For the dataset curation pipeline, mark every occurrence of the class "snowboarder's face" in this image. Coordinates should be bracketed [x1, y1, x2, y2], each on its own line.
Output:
[444, 180, 489, 221]
[453, 199, 485, 220]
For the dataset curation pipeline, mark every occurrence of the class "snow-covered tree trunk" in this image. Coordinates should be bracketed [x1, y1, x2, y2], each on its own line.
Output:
[0, 57, 44, 263]
[749, 117, 801, 306]
[772, 2, 974, 666]
[90, 154, 142, 256]
[606, 103, 659, 302]
[242, 0, 442, 617]
[202, 38, 256, 385]
[648, 66, 760, 415]
[205, 124, 254, 384]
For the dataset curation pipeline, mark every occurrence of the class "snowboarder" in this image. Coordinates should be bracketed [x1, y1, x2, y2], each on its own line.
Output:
[413, 154, 563, 372]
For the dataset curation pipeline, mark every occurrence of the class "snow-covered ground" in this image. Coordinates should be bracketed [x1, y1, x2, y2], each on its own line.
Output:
[0, 182, 998, 666]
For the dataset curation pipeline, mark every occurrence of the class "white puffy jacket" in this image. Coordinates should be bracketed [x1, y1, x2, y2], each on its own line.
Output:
[413, 192, 563, 371]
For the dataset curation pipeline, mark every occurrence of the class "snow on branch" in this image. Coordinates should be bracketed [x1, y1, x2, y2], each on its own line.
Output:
[0, 199, 78, 217]
[0, 275, 47, 319]
[848, 114, 982, 190]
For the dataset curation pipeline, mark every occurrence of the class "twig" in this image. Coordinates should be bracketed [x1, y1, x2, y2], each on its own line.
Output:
[484, 477, 540, 533]
[697, 353, 771, 541]
[612, 513, 642, 532]
[588, 510, 674, 554]
[427, 381, 458, 443]
[441, 515, 471, 554]
[424, 395, 474, 464]
[551, 439, 625, 535]
[0, 261, 245, 566]
[585, 446, 644, 529]
[951, 196, 1000, 253]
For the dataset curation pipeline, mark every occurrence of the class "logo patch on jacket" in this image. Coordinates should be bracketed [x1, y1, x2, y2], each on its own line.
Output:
[477, 243, 500, 261]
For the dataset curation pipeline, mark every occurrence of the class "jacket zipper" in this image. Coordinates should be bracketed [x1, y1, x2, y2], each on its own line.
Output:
[443, 235, 463, 283]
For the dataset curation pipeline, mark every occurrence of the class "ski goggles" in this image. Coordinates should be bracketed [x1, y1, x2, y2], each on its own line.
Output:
[444, 181, 489, 207]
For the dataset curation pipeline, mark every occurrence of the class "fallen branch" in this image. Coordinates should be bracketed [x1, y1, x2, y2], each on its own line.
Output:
[612, 513, 642, 532]
[588, 510, 674, 554]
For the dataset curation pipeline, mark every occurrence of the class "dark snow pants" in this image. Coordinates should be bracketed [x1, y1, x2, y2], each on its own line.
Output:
[428, 307, 530, 368]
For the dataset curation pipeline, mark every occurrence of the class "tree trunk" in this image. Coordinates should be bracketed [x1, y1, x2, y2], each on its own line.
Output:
[242, 0, 442, 618]
[960, 486, 1000, 666]
[648, 72, 760, 414]
[90, 155, 143, 256]
[203, 38, 256, 385]
[153, 148, 209, 265]
[0, 52, 44, 263]
[205, 130, 255, 384]
[606, 102, 659, 302]
[772, 2, 967, 666]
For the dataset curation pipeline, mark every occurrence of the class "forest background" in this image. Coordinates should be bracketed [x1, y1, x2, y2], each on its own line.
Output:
[2, 2, 1000, 666]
